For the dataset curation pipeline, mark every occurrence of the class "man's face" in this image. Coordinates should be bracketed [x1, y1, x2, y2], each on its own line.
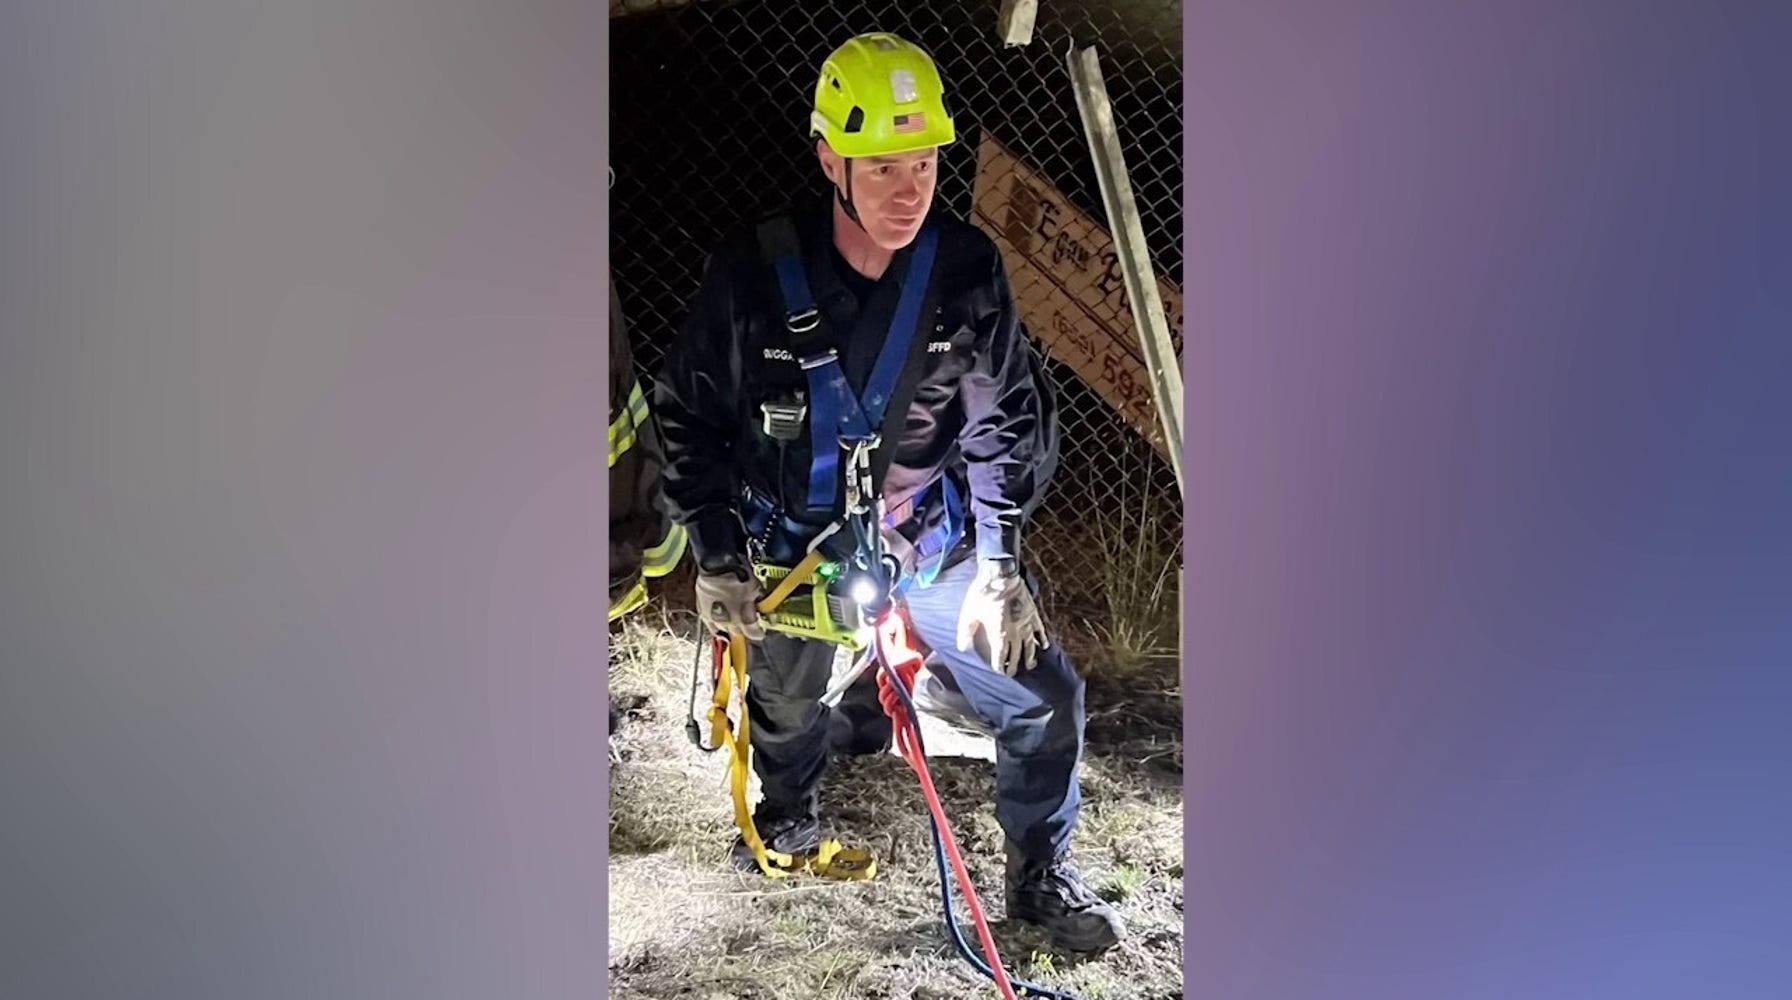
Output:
[822, 144, 939, 250]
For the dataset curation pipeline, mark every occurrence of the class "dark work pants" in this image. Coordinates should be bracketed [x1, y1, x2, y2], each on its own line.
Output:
[745, 556, 1085, 863]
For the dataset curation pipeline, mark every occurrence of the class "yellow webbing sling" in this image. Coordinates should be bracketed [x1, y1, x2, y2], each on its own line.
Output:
[708, 550, 875, 881]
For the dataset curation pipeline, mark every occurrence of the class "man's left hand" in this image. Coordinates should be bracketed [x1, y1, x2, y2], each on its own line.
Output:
[955, 559, 1049, 676]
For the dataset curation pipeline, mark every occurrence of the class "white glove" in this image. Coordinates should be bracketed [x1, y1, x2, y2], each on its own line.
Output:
[955, 559, 1048, 676]
[696, 569, 765, 640]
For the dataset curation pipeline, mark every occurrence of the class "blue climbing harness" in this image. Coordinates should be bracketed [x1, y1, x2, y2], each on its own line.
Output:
[757, 216, 964, 592]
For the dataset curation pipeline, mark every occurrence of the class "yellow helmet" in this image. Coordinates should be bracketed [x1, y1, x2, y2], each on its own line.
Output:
[810, 33, 957, 158]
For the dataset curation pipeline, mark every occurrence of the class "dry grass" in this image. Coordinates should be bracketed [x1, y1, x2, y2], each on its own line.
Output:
[608, 556, 1184, 1000]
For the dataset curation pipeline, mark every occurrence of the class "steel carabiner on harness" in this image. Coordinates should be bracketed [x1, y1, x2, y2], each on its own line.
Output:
[841, 434, 879, 517]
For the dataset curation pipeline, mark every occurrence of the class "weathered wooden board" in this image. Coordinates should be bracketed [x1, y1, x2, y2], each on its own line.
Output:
[970, 133, 1181, 456]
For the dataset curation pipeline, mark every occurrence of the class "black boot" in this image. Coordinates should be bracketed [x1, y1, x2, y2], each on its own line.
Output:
[1005, 848, 1127, 952]
[730, 806, 822, 873]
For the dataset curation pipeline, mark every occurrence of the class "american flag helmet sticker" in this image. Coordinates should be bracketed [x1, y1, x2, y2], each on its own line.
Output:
[893, 112, 927, 134]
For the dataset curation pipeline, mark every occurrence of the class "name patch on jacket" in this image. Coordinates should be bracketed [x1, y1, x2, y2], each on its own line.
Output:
[763, 343, 953, 361]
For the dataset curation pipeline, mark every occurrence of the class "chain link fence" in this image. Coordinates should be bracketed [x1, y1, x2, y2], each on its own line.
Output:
[611, 0, 1182, 651]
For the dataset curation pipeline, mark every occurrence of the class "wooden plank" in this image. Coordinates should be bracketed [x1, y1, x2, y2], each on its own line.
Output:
[971, 133, 1180, 457]
[998, 0, 1038, 46]
[1069, 44, 1183, 484]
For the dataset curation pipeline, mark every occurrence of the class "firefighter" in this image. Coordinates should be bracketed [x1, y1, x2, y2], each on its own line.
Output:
[653, 33, 1124, 951]
[609, 263, 687, 742]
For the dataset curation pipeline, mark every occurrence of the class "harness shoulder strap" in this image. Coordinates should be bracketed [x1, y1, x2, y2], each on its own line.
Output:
[755, 216, 830, 358]
[868, 228, 942, 495]
[757, 215, 850, 509]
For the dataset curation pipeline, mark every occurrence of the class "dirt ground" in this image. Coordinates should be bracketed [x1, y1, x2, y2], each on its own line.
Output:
[606, 593, 1183, 1000]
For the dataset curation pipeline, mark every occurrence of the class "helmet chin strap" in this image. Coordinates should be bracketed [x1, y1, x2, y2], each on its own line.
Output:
[836, 158, 867, 232]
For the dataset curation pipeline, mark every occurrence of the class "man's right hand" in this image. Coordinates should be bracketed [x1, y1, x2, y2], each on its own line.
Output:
[696, 567, 766, 640]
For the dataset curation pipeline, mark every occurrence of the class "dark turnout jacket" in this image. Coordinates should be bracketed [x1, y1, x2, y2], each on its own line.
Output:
[653, 191, 1060, 577]
[609, 272, 684, 615]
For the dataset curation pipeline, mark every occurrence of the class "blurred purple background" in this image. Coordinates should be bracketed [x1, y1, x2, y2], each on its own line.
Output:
[2, 3, 612, 997]
[1186, 2, 1792, 996]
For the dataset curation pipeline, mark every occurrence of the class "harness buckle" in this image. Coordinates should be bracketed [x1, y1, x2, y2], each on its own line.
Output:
[786, 308, 821, 336]
[759, 396, 807, 441]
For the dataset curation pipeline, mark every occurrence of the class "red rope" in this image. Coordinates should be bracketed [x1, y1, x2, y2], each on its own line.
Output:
[875, 611, 1021, 1000]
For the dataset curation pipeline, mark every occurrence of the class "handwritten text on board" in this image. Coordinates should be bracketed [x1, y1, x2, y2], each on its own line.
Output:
[970, 134, 1180, 456]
